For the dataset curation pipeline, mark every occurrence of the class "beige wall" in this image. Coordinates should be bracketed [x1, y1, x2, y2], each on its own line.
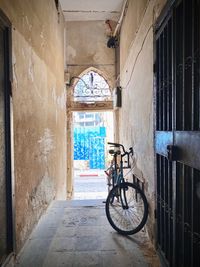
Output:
[119, 0, 166, 241]
[0, 0, 66, 251]
[120, 0, 149, 70]
[65, 20, 116, 86]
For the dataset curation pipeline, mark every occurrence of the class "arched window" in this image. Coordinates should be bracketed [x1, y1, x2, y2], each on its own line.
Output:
[74, 71, 112, 103]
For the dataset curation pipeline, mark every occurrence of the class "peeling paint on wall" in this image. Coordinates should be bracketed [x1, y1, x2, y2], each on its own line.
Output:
[28, 54, 34, 82]
[12, 51, 18, 89]
[38, 128, 55, 163]
[52, 87, 66, 109]
[25, 15, 33, 31]
[67, 45, 77, 59]
[29, 172, 55, 210]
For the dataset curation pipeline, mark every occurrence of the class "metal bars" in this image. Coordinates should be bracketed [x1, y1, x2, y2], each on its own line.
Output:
[193, 0, 200, 130]
[175, 163, 200, 267]
[155, 0, 200, 266]
[156, 17, 173, 131]
[156, 0, 200, 132]
[157, 155, 200, 267]
[175, 0, 200, 131]
[157, 155, 173, 266]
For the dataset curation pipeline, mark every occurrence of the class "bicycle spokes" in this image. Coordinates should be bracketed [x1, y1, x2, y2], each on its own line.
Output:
[105, 183, 148, 235]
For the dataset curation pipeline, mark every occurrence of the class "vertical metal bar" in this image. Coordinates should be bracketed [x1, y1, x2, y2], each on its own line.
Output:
[191, 0, 195, 131]
[193, 0, 200, 130]
[175, 162, 184, 267]
[198, 0, 200, 130]
[167, 159, 171, 263]
[193, 169, 200, 267]
[172, 7, 176, 266]
[166, 22, 169, 131]
[160, 156, 164, 249]
[164, 158, 169, 259]
[157, 154, 161, 245]
[166, 22, 170, 131]
[156, 40, 160, 131]
[159, 155, 163, 247]
[163, 156, 166, 253]
[175, 1, 184, 130]
[172, 160, 177, 267]
[184, 0, 193, 130]
[160, 34, 164, 130]
[163, 29, 167, 131]
[181, 163, 184, 267]
[183, 165, 191, 267]
[180, 4, 185, 264]
[182, 0, 185, 131]
[169, 161, 173, 266]
[191, 168, 194, 267]
[175, 162, 180, 267]
[162, 31, 165, 131]
[168, 18, 173, 131]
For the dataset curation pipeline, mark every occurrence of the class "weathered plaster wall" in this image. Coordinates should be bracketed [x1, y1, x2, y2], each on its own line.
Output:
[120, 0, 148, 70]
[119, 0, 166, 241]
[0, 0, 66, 251]
[65, 20, 115, 86]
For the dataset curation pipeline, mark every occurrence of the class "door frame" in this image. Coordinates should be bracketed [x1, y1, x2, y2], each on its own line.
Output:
[0, 8, 15, 263]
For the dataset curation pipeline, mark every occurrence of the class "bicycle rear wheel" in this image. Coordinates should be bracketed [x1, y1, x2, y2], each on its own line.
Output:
[105, 182, 148, 235]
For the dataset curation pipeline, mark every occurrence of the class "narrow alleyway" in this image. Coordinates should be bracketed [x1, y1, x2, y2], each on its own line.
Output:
[15, 200, 160, 267]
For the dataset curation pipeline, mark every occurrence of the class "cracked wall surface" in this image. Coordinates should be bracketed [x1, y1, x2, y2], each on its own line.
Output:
[118, 0, 166, 242]
[65, 20, 115, 86]
[0, 0, 66, 252]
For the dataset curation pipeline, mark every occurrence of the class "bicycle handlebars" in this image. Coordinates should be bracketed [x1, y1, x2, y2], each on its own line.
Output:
[107, 142, 125, 153]
[107, 142, 133, 169]
[107, 142, 133, 156]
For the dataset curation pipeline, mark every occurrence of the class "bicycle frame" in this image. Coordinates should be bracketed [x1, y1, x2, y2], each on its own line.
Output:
[106, 142, 133, 207]
[105, 142, 148, 235]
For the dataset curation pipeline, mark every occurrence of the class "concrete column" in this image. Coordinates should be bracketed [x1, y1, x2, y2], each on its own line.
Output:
[66, 109, 73, 199]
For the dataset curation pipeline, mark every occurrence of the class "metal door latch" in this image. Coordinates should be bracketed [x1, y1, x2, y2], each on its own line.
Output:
[167, 145, 179, 161]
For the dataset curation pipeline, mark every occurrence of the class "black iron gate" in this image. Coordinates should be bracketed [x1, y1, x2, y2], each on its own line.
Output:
[155, 0, 200, 266]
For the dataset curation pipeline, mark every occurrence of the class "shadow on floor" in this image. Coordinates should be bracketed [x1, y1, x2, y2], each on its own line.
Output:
[15, 200, 160, 267]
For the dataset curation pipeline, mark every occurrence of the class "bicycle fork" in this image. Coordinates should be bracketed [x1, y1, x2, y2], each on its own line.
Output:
[119, 185, 129, 209]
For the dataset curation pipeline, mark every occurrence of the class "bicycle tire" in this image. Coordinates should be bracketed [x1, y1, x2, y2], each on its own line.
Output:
[105, 182, 148, 235]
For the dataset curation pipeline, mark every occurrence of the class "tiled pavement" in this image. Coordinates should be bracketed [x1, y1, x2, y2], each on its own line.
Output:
[15, 200, 160, 267]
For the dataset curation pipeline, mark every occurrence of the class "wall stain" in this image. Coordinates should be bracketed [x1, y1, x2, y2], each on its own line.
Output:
[38, 128, 55, 163]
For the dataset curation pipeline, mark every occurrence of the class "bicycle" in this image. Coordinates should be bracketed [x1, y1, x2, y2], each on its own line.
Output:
[104, 142, 148, 235]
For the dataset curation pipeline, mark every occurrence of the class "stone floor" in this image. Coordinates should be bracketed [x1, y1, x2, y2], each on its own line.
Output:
[15, 200, 160, 267]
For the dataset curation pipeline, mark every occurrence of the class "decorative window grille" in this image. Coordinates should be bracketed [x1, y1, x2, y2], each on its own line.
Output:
[74, 71, 112, 102]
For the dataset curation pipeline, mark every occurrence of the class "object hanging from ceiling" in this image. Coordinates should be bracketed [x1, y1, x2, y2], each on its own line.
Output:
[106, 0, 128, 48]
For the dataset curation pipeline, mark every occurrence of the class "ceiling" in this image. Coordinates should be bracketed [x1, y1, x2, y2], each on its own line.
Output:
[59, 0, 124, 21]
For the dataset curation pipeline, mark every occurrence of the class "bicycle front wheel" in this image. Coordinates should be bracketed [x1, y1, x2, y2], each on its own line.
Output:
[105, 182, 148, 235]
